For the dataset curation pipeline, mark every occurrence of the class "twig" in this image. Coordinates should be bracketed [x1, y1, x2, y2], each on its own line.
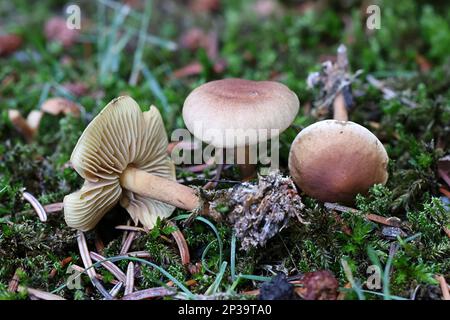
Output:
[125, 262, 134, 295]
[366, 75, 417, 108]
[168, 221, 190, 265]
[8, 268, 22, 293]
[124, 251, 151, 258]
[43, 202, 64, 213]
[436, 275, 450, 300]
[77, 231, 112, 299]
[22, 191, 47, 222]
[90, 252, 127, 283]
[121, 287, 176, 300]
[71, 264, 119, 285]
[115, 225, 146, 232]
[324, 202, 401, 227]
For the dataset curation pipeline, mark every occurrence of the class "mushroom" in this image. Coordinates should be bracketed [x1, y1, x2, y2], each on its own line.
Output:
[64, 96, 199, 231]
[8, 97, 81, 142]
[289, 45, 388, 205]
[182, 78, 299, 180]
[288, 120, 388, 205]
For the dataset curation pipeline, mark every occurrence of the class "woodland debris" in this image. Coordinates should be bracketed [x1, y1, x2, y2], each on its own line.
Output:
[258, 273, 295, 300]
[324, 202, 402, 227]
[168, 221, 190, 265]
[307, 44, 361, 118]
[125, 262, 135, 295]
[21, 286, 66, 300]
[77, 231, 112, 299]
[44, 16, 80, 47]
[90, 251, 127, 283]
[8, 268, 22, 293]
[22, 191, 47, 222]
[121, 286, 176, 300]
[436, 275, 450, 300]
[217, 172, 306, 251]
[295, 270, 339, 300]
[0, 34, 22, 56]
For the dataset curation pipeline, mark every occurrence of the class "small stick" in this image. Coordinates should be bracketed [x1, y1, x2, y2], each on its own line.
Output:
[121, 287, 176, 300]
[90, 252, 127, 283]
[115, 225, 146, 232]
[125, 262, 134, 295]
[22, 191, 47, 222]
[77, 231, 112, 299]
[120, 231, 136, 255]
[49, 256, 73, 279]
[324, 202, 400, 227]
[71, 265, 119, 285]
[168, 221, 190, 265]
[8, 268, 22, 293]
[94, 232, 105, 255]
[125, 251, 151, 258]
[203, 163, 224, 190]
[436, 275, 450, 300]
[43, 202, 64, 213]
[20, 286, 66, 300]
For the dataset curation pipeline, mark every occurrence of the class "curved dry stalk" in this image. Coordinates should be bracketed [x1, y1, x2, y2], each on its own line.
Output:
[90, 252, 127, 283]
[8, 268, 22, 293]
[124, 251, 151, 258]
[122, 287, 176, 300]
[120, 231, 136, 255]
[125, 262, 135, 295]
[43, 202, 64, 213]
[20, 286, 65, 300]
[115, 225, 146, 232]
[436, 275, 450, 300]
[22, 191, 47, 222]
[168, 221, 190, 265]
[71, 265, 119, 285]
[76, 231, 112, 299]
[108, 282, 123, 299]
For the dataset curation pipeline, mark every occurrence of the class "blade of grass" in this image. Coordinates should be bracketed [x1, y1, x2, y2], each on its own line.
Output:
[129, 0, 152, 85]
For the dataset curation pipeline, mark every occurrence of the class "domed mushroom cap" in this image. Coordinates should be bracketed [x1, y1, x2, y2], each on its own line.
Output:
[183, 78, 299, 148]
[288, 120, 388, 204]
[64, 96, 175, 231]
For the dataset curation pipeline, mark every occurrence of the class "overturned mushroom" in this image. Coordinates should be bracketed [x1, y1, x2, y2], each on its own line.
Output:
[64, 96, 199, 231]
[182, 78, 299, 179]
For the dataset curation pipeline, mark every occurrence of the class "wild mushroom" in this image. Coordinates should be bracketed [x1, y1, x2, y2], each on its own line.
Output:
[289, 44, 388, 205]
[288, 120, 388, 204]
[64, 96, 199, 231]
[7, 97, 81, 142]
[182, 78, 299, 180]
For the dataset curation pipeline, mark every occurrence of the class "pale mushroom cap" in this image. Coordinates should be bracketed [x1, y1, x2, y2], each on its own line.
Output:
[288, 120, 389, 204]
[183, 78, 299, 148]
[64, 96, 175, 231]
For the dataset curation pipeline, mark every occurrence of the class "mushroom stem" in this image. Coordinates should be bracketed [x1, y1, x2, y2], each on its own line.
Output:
[333, 92, 348, 121]
[120, 167, 199, 211]
[235, 145, 257, 180]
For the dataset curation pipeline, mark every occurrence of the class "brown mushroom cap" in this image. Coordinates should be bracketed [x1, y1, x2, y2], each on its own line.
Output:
[64, 96, 175, 231]
[288, 120, 388, 204]
[182, 78, 299, 148]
